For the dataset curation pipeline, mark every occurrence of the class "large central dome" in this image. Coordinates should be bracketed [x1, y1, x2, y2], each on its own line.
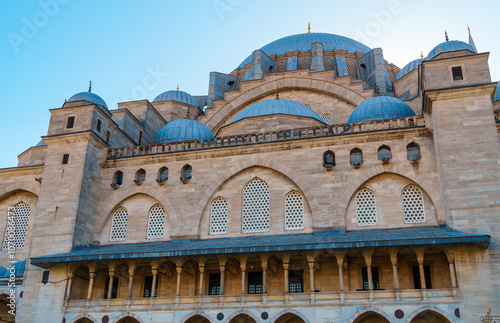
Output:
[238, 32, 371, 69]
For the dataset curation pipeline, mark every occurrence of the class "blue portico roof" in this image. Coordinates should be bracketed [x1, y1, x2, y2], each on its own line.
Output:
[30, 226, 489, 268]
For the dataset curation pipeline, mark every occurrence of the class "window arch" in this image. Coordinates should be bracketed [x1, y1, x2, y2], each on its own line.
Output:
[323, 57, 334, 71]
[350, 148, 363, 167]
[110, 207, 128, 241]
[378, 145, 392, 162]
[147, 204, 166, 239]
[157, 166, 168, 184]
[210, 197, 228, 235]
[407, 142, 421, 162]
[111, 170, 123, 188]
[3, 202, 30, 250]
[134, 168, 146, 185]
[285, 191, 304, 230]
[402, 185, 426, 223]
[242, 178, 270, 233]
[181, 164, 192, 183]
[356, 188, 378, 226]
[323, 150, 335, 169]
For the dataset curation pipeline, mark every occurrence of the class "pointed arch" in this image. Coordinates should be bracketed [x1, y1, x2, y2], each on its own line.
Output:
[3, 201, 31, 250]
[146, 203, 166, 239]
[284, 191, 305, 230]
[242, 178, 270, 233]
[347, 307, 392, 323]
[227, 310, 260, 323]
[109, 207, 128, 242]
[402, 184, 426, 223]
[179, 311, 215, 323]
[405, 306, 455, 323]
[209, 196, 228, 235]
[0, 182, 39, 202]
[112, 313, 145, 323]
[69, 314, 98, 323]
[355, 188, 378, 226]
[270, 309, 310, 323]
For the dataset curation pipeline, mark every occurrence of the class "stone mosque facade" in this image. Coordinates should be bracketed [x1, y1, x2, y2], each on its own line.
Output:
[0, 29, 499, 323]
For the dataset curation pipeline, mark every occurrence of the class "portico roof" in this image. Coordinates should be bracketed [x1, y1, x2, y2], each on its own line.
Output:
[31, 226, 490, 268]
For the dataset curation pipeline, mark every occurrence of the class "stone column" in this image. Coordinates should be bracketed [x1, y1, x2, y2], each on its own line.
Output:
[361, 248, 375, 290]
[107, 263, 116, 299]
[414, 247, 426, 289]
[331, 251, 346, 292]
[219, 264, 226, 295]
[65, 273, 74, 300]
[127, 262, 137, 299]
[283, 262, 289, 294]
[150, 261, 160, 298]
[260, 255, 269, 295]
[387, 248, 400, 301]
[87, 263, 97, 300]
[176, 265, 182, 297]
[240, 255, 249, 295]
[444, 250, 458, 288]
[198, 266, 205, 296]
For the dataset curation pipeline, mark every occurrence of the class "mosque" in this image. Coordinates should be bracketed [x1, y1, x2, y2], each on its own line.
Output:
[0, 25, 499, 323]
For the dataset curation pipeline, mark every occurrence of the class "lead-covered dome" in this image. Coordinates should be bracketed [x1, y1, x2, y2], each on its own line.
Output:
[238, 33, 371, 69]
[396, 58, 423, 80]
[153, 90, 199, 106]
[427, 40, 477, 60]
[230, 99, 325, 124]
[67, 92, 108, 109]
[348, 96, 415, 123]
[154, 119, 214, 143]
[494, 82, 500, 102]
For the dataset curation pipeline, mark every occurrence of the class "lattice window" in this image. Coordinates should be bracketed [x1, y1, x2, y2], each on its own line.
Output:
[402, 185, 426, 223]
[285, 191, 304, 230]
[356, 189, 378, 226]
[110, 207, 128, 241]
[242, 178, 270, 233]
[323, 57, 334, 71]
[299, 58, 310, 70]
[346, 60, 357, 79]
[3, 202, 30, 250]
[276, 60, 287, 72]
[147, 204, 165, 239]
[210, 197, 228, 234]
[321, 114, 332, 124]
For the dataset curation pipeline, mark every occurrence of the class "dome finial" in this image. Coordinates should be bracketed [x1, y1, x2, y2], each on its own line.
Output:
[88, 80, 92, 93]
[420, 51, 424, 58]
[468, 25, 477, 52]
[307, 22, 311, 33]
[445, 30, 449, 42]
[275, 86, 280, 99]
[468, 25, 470, 34]
[177, 84, 179, 91]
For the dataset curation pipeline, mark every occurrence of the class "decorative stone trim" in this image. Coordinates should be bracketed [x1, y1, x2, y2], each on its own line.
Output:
[269, 308, 310, 323]
[179, 311, 215, 323]
[405, 306, 456, 323]
[69, 314, 98, 323]
[347, 306, 392, 323]
[226, 310, 261, 323]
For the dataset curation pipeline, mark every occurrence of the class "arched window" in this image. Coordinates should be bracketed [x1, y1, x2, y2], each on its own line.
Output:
[147, 204, 166, 239]
[378, 145, 392, 163]
[321, 113, 333, 125]
[134, 168, 146, 185]
[111, 171, 123, 188]
[350, 148, 363, 167]
[356, 188, 378, 226]
[323, 150, 335, 169]
[181, 164, 192, 183]
[3, 202, 30, 250]
[285, 191, 304, 230]
[402, 185, 426, 223]
[242, 178, 270, 233]
[157, 166, 168, 184]
[323, 57, 334, 71]
[110, 207, 128, 241]
[210, 197, 228, 235]
[407, 142, 421, 162]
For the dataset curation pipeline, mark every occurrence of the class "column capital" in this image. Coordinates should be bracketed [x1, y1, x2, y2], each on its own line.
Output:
[150, 259, 162, 271]
[413, 247, 427, 265]
[88, 263, 98, 274]
[360, 248, 375, 267]
[386, 247, 399, 265]
[281, 253, 292, 265]
[107, 262, 117, 273]
[128, 261, 137, 276]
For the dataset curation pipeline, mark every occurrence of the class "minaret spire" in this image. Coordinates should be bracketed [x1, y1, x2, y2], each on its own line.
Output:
[445, 30, 449, 41]
[88, 81, 92, 92]
[275, 86, 279, 99]
[420, 51, 424, 59]
[307, 22, 311, 33]
[468, 25, 478, 52]
[177, 83, 179, 91]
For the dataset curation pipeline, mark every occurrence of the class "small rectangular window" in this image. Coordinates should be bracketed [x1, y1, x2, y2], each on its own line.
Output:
[143, 276, 158, 297]
[41, 271, 50, 284]
[66, 116, 75, 129]
[452, 66, 463, 81]
[97, 119, 102, 132]
[289, 270, 303, 293]
[362, 266, 380, 290]
[104, 277, 119, 299]
[412, 265, 432, 289]
[106, 131, 111, 144]
[208, 273, 221, 295]
[248, 271, 263, 294]
[62, 154, 69, 164]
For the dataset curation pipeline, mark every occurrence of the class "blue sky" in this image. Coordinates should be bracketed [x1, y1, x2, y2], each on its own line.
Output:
[1, 0, 499, 168]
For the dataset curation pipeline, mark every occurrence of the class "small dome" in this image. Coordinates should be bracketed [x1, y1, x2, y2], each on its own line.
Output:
[396, 58, 423, 80]
[348, 96, 416, 123]
[238, 32, 371, 69]
[153, 90, 199, 106]
[67, 92, 108, 109]
[154, 119, 214, 143]
[493, 82, 500, 102]
[427, 40, 477, 60]
[230, 99, 325, 124]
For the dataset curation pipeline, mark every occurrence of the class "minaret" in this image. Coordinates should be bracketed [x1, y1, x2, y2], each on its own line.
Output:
[307, 22, 311, 33]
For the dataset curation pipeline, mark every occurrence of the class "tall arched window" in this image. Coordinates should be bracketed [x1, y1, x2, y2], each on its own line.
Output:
[356, 189, 378, 226]
[147, 204, 166, 239]
[402, 185, 426, 223]
[285, 191, 304, 230]
[3, 202, 30, 250]
[242, 178, 270, 233]
[110, 207, 128, 241]
[210, 197, 228, 235]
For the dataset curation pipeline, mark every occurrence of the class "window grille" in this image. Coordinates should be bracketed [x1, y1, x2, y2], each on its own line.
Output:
[299, 58, 310, 70]
[143, 276, 158, 297]
[242, 178, 270, 233]
[289, 270, 303, 293]
[41, 271, 50, 284]
[285, 191, 304, 230]
[452, 66, 463, 81]
[276, 60, 287, 72]
[66, 116, 75, 129]
[110, 207, 128, 241]
[356, 189, 378, 226]
[104, 277, 119, 299]
[346, 60, 357, 79]
[210, 197, 228, 234]
[3, 202, 30, 250]
[247, 271, 263, 294]
[147, 204, 165, 239]
[323, 57, 334, 71]
[208, 273, 221, 295]
[402, 185, 426, 223]
[362, 267, 380, 290]
[321, 114, 332, 124]
[62, 154, 69, 165]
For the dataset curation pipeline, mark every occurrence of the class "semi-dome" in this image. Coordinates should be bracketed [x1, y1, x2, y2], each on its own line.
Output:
[494, 82, 500, 102]
[67, 91, 108, 109]
[153, 90, 199, 107]
[348, 96, 416, 123]
[396, 58, 423, 80]
[238, 32, 371, 69]
[427, 40, 477, 60]
[154, 119, 214, 143]
[230, 99, 325, 124]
